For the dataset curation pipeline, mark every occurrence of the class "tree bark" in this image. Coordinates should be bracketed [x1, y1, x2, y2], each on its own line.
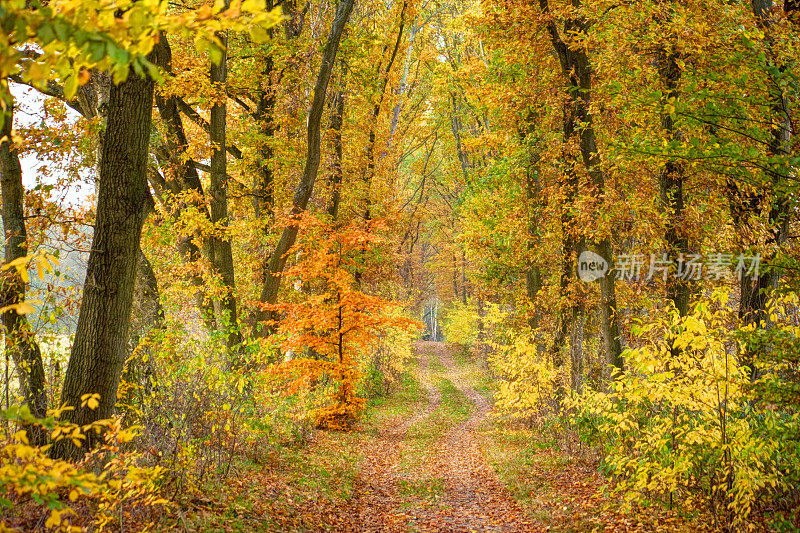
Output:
[656, 39, 690, 318]
[520, 112, 544, 331]
[254, 0, 355, 337]
[0, 102, 48, 445]
[540, 0, 623, 372]
[327, 86, 345, 221]
[55, 64, 155, 459]
[548, 105, 580, 369]
[151, 33, 217, 331]
[569, 307, 585, 392]
[209, 14, 243, 356]
[252, 0, 279, 223]
[120, 220, 164, 418]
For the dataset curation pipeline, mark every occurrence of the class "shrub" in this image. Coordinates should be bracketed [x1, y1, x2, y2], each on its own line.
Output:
[0, 405, 166, 532]
[570, 291, 800, 529]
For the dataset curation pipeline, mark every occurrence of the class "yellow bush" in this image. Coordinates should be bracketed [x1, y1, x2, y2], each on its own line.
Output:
[490, 333, 558, 423]
[0, 405, 166, 532]
[442, 301, 481, 347]
[571, 290, 798, 529]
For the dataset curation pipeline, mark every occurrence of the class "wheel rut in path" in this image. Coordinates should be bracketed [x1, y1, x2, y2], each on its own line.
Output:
[410, 342, 537, 533]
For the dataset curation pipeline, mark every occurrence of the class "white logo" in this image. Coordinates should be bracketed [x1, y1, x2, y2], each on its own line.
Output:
[578, 251, 609, 282]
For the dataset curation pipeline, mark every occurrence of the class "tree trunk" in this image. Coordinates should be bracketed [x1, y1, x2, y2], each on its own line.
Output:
[549, 106, 579, 369]
[569, 307, 585, 392]
[55, 64, 154, 459]
[0, 102, 48, 445]
[521, 112, 544, 331]
[254, 0, 355, 337]
[209, 15, 243, 357]
[389, 21, 420, 142]
[151, 33, 217, 331]
[120, 240, 164, 419]
[327, 86, 345, 221]
[253, 0, 278, 223]
[656, 39, 690, 318]
[541, 0, 623, 373]
[733, 0, 794, 380]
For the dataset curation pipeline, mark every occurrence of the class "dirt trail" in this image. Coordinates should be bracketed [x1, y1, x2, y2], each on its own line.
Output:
[412, 342, 536, 533]
[348, 341, 538, 533]
[348, 346, 441, 532]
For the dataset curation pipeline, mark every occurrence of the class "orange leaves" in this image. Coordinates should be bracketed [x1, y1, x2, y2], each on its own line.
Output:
[259, 212, 417, 430]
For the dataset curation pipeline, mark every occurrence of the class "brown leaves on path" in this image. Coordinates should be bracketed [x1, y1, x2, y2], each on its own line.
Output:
[346, 345, 442, 532]
[348, 341, 539, 533]
[410, 343, 539, 533]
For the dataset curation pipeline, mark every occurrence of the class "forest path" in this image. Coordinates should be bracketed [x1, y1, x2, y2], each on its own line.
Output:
[348, 341, 538, 532]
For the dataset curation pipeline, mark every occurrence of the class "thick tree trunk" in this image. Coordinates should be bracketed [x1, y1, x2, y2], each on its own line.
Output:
[549, 107, 579, 368]
[209, 18, 243, 356]
[131, 246, 164, 343]
[0, 103, 47, 445]
[541, 0, 623, 373]
[656, 41, 690, 318]
[120, 239, 164, 417]
[55, 64, 154, 459]
[254, 0, 355, 337]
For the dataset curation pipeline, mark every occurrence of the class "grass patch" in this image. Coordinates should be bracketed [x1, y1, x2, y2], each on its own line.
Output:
[480, 419, 694, 532]
[405, 366, 472, 445]
[399, 477, 445, 504]
[393, 355, 474, 510]
[361, 366, 423, 434]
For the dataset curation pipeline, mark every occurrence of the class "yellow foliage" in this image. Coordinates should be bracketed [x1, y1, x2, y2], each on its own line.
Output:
[0, 406, 166, 532]
[442, 301, 481, 347]
[491, 334, 557, 423]
[570, 290, 797, 529]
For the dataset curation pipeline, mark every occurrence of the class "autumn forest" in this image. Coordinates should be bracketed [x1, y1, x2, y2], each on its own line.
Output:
[1, 0, 800, 530]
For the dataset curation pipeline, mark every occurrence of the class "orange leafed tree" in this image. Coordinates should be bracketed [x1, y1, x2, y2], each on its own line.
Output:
[263, 213, 420, 429]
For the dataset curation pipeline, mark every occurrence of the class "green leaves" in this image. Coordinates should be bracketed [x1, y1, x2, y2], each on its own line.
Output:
[87, 39, 106, 63]
[36, 19, 56, 44]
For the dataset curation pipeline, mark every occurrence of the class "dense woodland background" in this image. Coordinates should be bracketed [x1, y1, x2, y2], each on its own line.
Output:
[1, 0, 800, 530]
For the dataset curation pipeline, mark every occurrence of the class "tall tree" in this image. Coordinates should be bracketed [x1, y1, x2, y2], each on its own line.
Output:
[55, 64, 155, 458]
[655, 6, 691, 318]
[255, 0, 356, 336]
[539, 0, 623, 372]
[327, 84, 346, 221]
[151, 33, 218, 331]
[362, 0, 408, 222]
[0, 101, 48, 445]
[209, 7, 244, 356]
